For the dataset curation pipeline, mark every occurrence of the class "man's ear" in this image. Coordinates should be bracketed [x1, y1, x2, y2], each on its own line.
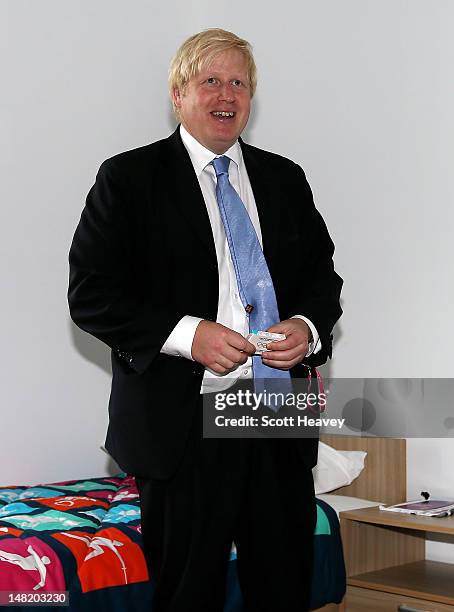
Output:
[172, 87, 182, 109]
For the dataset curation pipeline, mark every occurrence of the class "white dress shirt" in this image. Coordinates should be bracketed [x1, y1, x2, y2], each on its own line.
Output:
[161, 125, 320, 392]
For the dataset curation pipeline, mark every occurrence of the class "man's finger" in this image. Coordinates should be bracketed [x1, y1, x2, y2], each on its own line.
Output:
[263, 345, 306, 361]
[226, 331, 256, 354]
[262, 358, 299, 370]
[215, 355, 237, 371]
[265, 337, 297, 351]
[221, 346, 250, 365]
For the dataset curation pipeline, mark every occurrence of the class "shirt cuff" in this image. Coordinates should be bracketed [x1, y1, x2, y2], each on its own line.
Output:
[290, 315, 321, 356]
[160, 316, 203, 361]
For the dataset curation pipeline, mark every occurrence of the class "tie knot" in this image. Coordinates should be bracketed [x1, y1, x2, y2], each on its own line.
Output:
[211, 155, 231, 177]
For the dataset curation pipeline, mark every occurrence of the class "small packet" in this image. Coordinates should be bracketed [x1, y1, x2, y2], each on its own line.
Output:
[247, 330, 286, 355]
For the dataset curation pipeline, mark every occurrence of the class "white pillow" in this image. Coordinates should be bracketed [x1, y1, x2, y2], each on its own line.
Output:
[312, 442, 367, 494]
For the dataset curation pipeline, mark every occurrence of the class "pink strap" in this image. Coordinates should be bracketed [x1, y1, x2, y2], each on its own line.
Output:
[306, 367, 326, 413]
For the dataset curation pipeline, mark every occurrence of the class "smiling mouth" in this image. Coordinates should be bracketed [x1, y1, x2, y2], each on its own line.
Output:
[211, 111, 235, 119]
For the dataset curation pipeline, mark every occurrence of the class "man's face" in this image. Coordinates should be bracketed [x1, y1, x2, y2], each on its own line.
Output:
[172, 48, 251, 154]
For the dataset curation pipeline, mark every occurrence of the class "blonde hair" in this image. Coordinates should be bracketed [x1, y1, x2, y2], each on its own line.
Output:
[169, 28, 257, 112]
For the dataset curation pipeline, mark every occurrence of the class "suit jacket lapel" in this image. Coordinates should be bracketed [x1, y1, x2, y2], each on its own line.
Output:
[159, 127, 217, 259]
[240, 139, 281, 264]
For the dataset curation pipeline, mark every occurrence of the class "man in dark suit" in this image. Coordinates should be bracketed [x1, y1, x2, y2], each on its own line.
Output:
[69, 28, 342, 612]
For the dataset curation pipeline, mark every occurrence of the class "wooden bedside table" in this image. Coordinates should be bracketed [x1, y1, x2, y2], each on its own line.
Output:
[340, 506, 454, 611]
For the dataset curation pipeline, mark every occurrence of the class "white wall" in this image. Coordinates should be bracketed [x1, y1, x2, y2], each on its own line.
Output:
[1, 0, 453, 558]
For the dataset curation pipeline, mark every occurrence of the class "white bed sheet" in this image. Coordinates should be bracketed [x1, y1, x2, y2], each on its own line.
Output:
[317, 494, 381, 516]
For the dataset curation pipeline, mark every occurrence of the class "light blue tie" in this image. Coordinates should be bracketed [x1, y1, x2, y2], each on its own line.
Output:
[211, 156, 292, 411]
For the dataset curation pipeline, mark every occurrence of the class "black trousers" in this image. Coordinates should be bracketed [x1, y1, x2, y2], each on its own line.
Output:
[136, 395, 316, 612]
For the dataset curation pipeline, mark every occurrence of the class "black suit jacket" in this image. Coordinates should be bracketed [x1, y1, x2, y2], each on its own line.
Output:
[68, 127, 343, 479]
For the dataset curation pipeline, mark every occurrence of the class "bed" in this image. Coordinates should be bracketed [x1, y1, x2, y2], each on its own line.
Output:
[0, 436, 406, 611]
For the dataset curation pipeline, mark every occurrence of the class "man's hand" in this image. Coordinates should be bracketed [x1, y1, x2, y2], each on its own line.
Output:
[261, 319, 312, 370]
[191, 321, 256, 374]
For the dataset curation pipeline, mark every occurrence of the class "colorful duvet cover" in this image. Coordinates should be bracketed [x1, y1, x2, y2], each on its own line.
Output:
[0, 474, 345, 610]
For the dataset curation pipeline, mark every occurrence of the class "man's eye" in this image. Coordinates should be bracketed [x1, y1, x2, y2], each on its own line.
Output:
[206, 77, 217, 85]
[232, 79, 243, 87]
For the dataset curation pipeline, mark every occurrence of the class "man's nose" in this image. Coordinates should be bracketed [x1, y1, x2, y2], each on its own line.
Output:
[218, 83, 235, 102]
